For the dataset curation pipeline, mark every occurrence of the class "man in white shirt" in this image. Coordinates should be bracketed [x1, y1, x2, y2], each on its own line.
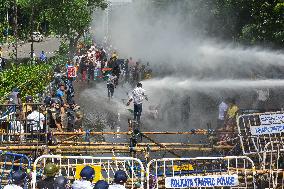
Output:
[27, 107, 45, 132]
[126, 82, 148, 123]
[107, 73, 118, 100]
[217, 100, 228, 130]
[255, 88, 269, 111]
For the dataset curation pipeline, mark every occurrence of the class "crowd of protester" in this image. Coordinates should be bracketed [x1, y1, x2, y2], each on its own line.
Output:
[0, 39, 154, 140]
[4, 164, 129, 189]
[72, 42, 152, 88]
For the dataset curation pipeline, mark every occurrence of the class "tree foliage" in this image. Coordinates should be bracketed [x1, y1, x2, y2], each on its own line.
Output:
[0, 0, 107, 53]
[153, 0, 283, 48]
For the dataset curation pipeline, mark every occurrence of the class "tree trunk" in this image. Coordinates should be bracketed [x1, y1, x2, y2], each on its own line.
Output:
[68, 33, 83, 58]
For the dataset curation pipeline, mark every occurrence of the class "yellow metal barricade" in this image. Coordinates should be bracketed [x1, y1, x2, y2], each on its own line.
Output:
[146, 156, 256, 189]
[32, 155, 145, 189]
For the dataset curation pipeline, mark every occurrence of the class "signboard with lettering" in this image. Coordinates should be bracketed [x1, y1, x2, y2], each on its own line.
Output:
[165, 174, 239, 188]
[250, 113, 284, 135]
[67, 66, 77, 78]
[173, 164, 194, 171]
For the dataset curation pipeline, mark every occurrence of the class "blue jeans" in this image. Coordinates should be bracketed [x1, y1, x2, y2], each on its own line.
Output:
[134, 103, 142, 122]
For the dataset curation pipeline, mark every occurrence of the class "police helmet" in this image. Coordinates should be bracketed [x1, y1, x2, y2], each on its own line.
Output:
[44, 163, 58, 177]
[94, 180, 109, 189]
[12, 170, 26, 184]
[114, 170, 127, 184]
[51, 98, 61, 105]
[44, 96, 52, 105]
[80, 166, 94, 180]
[25, 95, 33, 102]
[53, 175, 68, 189]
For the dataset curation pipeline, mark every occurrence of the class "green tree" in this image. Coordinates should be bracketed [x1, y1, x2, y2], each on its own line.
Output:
[43, 0, 107, 56]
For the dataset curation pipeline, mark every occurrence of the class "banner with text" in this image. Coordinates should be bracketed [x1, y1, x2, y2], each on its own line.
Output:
[67, 66, 77, 78]
[250, 113, 284, 135]
[165, 174, 239, 188]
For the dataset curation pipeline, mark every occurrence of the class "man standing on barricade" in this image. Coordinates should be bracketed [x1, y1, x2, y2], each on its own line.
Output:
[47, 98, 64, 132]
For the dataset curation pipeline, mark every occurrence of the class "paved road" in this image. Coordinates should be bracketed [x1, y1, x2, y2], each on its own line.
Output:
[1, 37, 61, 59]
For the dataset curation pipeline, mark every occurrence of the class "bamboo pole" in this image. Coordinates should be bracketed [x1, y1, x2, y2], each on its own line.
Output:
[141, 133, 181, 158]
[0, 145, 233, 151]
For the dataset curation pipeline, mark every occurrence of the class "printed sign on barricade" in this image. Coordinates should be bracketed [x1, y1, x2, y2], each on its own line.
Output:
[237, 111, 284, 156]
[146, 156, 256, 189]
[250, 113, 284, 135]
[32, 155, 145, 189]
[165, 174, 239, 188]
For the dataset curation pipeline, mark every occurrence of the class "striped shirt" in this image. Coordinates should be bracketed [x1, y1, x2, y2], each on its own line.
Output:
[130, 87, 147, 105]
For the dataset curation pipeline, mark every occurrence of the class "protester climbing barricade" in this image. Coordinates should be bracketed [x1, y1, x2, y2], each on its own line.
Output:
[260, 141, 284, 189]
[0, 151, 31, 188]
[237, 111, 284, 158]
[146, 156, 256, 189]
[32, 155, 145, 189]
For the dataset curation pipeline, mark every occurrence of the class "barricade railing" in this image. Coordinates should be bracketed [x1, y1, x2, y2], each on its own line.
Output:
[0, 103, 48, 144]
[237, 111, 284, 158]
[0, 151, 31, 189]
[146, 156, 256, 189]
[261, 141, 284, 189]
[32, 155, 145, 189]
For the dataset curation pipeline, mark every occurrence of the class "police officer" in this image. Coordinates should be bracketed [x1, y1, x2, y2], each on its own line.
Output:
[71, 166, 94, 189]
[37, 163, 59, 189]
[94, 180, 109, 189]
[53, 176, 69, 189]
[3, 170, 26, 189]
[109, 170, 127, 189]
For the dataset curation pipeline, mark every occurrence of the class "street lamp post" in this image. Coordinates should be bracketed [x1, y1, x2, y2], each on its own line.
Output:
[14, 0, 18, 62]
[30, 0, 34, 61]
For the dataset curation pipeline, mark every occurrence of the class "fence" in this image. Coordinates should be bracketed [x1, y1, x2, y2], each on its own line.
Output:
[0, 151, 31, 189]
[146, 156, 256, 189]
[237, 111, 284, 159]
[260, 141, 284, 189]
[0, 103, 48, 144]
[32, 155, 145, 189]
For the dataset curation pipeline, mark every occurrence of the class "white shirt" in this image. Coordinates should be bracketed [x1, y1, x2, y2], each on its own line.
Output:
[218, 101, 228, 120]
[10, 121, 24, 133]
[256, 89, 269, 101]
[96, 61, 101, 69]
[27, 111, 45, 131]
[3, 185, 23, 189]
[107, 75, 117, 85]
[130, 87, 147, 105]
[109, 184, 127, 189]
[72, 180, 93, 189]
